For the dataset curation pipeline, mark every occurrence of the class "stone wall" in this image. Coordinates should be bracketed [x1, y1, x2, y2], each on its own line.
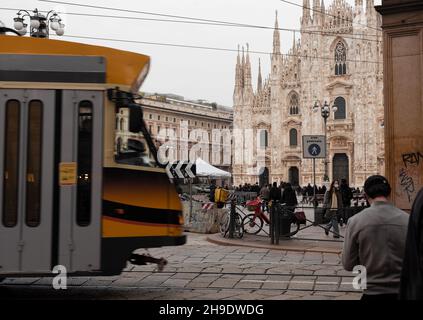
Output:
[181, 200, 228, 234]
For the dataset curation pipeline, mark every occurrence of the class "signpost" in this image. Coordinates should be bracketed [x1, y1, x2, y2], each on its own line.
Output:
[166, 160, 197, 220]
[302, 135, 326, 207]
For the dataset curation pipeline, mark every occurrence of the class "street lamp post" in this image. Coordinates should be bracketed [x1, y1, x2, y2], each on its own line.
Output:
[12, 8, 65, 38]
[313, 100, 338, 183]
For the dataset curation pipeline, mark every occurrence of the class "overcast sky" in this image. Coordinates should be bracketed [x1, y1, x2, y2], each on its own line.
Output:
[0, 0, 382, 106]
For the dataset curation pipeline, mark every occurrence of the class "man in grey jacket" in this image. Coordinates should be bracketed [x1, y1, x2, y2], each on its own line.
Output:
[342, 175, 409, 300]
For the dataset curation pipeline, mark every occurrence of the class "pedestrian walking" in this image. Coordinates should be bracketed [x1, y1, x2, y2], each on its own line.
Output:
[340, 178, 353, 225]
[342, 175, 409, 300]
[323, 179, 343, 238]
[281, 183, 298, 208]
[259, 184, 270, 212]
[269, 182, 281, 202]
[400, 187, 423, 300]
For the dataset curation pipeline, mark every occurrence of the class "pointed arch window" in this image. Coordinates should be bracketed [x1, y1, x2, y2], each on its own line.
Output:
[289, 93, 299, 115]
[289, 128, 298, 146]
[335, 41, 347, 76]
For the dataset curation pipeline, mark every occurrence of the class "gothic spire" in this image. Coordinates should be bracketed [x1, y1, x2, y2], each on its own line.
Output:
[257, 58, 262, 92]
[302, 0, 311, 25]
[234, 44, 241, 89]
[244, 43, 252, 90]
[313, 0, 321, 23]
[321, 0, 325, 24]
[355, 0, 363, 17]
[273, 11, 280, 55]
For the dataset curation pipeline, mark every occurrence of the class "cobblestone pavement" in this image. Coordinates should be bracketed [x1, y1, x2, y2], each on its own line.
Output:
[0, 233, 362, 300]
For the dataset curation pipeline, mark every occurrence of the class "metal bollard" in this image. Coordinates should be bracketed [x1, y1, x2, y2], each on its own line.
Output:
[275, 202, 280, 245]
[228, 199, 236, 238]
[270, 203, 274, 244]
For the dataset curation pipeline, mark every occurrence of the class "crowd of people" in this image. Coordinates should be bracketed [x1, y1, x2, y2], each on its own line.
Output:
[209, 174, 423, 300]
[212, 176, 423, 300]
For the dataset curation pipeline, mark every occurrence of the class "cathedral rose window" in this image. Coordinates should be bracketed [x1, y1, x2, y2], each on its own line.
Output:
[335, 41, 347, 76]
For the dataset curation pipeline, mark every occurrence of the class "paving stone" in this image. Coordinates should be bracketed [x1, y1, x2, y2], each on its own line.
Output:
[234, 281, 263, 289]
[161, 279, 191, 287]
[298, 295, 331, 300]
[111, 278, 145, 287]
[2, 278, 40, 285]
[263, 294, 297, 300]
[314, 284, 340, 291]
[288, 281, 315, 290]
[243, 274, 269, 280]
[170, 273, 198, 280]
[83, 279, 115, 287]
[261, 281, 289, 290]
[198, 291, 240, 299]
[251, 289, 285, 296]
[208, 280, 239, 289]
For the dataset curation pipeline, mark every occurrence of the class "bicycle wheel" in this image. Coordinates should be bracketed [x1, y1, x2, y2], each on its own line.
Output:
[235, 214, 244, 238]
[242, 214, 263, 235]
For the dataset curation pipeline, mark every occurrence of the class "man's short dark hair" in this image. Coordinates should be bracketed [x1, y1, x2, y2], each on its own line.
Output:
[364, 175, 391, 199]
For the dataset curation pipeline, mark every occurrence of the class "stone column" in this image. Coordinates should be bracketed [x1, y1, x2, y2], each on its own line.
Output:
[376, 0, 423, 210]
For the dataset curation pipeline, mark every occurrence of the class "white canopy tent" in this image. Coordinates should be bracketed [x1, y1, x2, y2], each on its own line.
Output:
[195, 158, 231, 178]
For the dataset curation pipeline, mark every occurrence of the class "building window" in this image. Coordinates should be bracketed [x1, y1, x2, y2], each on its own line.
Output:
[173, 118, 176, 123]
[289, 128, 298, 146]
[334, 97, 346, 120]
[149, 114, 152, 119]
[335, 41, 347, 75]
[289, 93, 299, 115]
[158, 115, 161, 121]
[260, 130, 268, 148]
[166, 117, 168, 121]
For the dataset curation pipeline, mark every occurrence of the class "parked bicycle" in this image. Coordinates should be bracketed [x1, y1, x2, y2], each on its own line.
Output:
[242, 197, 270, 235]
[220, 205, 244, 239]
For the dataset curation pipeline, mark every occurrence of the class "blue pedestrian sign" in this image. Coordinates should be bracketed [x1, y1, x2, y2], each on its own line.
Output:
[302, 135, 326, 159]
[308, 144, 321, 157]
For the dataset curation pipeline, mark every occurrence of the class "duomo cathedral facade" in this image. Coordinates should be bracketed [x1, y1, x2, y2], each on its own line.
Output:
[232, 0, 384, 187]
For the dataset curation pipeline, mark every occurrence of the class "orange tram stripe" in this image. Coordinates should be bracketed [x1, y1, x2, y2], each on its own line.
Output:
[102, 215, 179, 227]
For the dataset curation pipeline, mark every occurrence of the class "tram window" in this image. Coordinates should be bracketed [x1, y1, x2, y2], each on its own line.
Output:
[26, 100, 43, 227]
[114, 109, 158, 168]
[77, 101, 93, 227]
[3, 100, 20, 227]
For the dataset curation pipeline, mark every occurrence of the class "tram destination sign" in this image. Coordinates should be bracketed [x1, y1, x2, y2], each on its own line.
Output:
[302, 135, 326, 159]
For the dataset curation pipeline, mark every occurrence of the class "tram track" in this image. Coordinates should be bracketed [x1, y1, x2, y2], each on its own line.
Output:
[0, 282, 360, 294]
[122, 270, 354, 278]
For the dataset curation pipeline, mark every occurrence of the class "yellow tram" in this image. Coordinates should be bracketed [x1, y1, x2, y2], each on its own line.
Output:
[0, 34, 186, 278]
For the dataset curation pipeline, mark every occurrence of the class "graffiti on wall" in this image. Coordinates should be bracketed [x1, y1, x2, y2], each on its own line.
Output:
[399, 151, 422, 204]
[402, 151, 423, 168]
